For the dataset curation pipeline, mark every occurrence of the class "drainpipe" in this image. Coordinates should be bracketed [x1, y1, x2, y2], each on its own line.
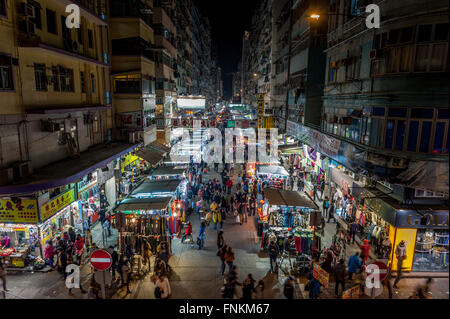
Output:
[284, 0, 294, 141]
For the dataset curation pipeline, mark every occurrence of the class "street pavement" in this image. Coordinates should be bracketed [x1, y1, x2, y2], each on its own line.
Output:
[2, 164, 448, 299]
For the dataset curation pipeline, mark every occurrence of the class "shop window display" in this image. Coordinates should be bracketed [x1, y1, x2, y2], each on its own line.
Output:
[413, 230, 449, 272]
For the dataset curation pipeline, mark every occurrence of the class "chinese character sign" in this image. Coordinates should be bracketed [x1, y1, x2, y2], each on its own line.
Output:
[0, 199, 39, 223]
[40, 189, 75, 222]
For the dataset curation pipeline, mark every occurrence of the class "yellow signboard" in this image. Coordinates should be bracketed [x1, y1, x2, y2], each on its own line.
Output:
[342, 285, 361, 299]
[121, 154, 140, 173]
[0, 199, 39, 224]
[313, 262, 330, 288]
[40, 189, 75, 222]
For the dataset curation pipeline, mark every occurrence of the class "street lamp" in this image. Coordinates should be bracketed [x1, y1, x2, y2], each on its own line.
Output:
[253, 73, 258, 77]
[310, 13, 320, 20]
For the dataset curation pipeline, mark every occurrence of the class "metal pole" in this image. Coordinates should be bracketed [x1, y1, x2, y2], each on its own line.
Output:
[101, 270, 106, 299]
[312, 211, 318, 258]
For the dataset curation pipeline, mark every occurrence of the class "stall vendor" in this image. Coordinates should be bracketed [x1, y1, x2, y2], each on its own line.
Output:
[0, 234, 11, 249]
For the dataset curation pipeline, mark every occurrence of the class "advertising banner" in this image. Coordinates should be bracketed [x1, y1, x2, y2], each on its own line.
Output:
[0, 198, 39, 224]
[342, 285, 361, 299]
[40, 189, 75, 222]
[313, 263, 329, 288]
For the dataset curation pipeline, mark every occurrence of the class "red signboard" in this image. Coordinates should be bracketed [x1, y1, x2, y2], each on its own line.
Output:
[90, 249, 112, 271]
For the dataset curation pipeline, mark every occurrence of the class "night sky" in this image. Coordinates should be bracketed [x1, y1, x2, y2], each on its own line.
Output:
[197, 0, 260, 98]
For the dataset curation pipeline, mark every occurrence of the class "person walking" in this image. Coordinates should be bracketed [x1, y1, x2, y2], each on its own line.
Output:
[198, 221, 207, 250]
[0, 260, 8, 292]
[393, 240, 407, 288]
[74, 234, 85, 266]
[44, 240, 55, 268]
[223, 266, 240, 299]
[217, 231, 225, 250]
[181, 222, 193, 243]
[283, 276, 295, 299]
[348, 252, 362, 280]
[85, 229, 93, 253]
[308, 276, 321, 299]
[120, 255, 132, 294]
[56, 247, 68, 279]
[327, 201, 336, 223]
[242, 274, 256, 299]
[323, 197, 330, 219]
[224, 247, 235, 273]
[218, 244, 228, 275]
[268, 240, 279, 273]
[155, 275, 171, 299]
[349, 222, 358, 244]
[108, 246, 119, 280]
[360, 239, 371, 265]
[334, 259, 346, 297]
[254, 280, 265, 299]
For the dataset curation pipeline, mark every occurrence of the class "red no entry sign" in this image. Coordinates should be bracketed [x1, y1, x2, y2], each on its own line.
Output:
[90, 249, 112, 271]
[366, 261, 388, 281]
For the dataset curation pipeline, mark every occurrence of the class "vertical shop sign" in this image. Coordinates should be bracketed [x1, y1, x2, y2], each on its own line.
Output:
[257, 94, 264, 128]
[0, 198, 39, 223]
[313, 263, 329, 288]
[40, 189, 76, 222]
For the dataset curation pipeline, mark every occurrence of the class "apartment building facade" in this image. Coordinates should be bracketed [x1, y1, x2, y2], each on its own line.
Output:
[0, 0, 114, 185]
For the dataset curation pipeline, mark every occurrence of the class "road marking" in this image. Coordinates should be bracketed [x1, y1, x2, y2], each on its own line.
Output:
[91, 258, 111, 263]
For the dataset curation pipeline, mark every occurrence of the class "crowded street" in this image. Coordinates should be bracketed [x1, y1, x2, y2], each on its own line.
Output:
[0, 0, 448, 306]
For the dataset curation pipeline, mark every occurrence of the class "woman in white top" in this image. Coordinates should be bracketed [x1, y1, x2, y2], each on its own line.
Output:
[155, 275, 171, 299]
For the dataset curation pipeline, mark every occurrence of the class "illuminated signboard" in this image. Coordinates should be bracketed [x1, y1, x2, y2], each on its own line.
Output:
[177, 96, 206, 109]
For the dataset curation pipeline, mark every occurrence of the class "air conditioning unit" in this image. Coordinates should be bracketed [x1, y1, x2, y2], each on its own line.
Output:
[20, 2, 35, 18]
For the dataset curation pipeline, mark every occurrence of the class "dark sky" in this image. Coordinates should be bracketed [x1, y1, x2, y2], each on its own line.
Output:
[197, 0, 260, 98]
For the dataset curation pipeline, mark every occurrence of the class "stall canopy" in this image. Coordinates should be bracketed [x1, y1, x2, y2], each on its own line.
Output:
[257, 165, 289, 176]
[151, 165, 186, 177]
[115, 197, 171, 212]
[279, 143, 301, 152]
[136, 142, 171, 166]
[263, 188, 319, 209]
[130, 179, 181, 198]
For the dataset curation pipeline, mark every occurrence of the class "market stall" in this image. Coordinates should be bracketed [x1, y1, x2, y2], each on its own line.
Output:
[149, 165, 187, 181]
[256, 165, 289, 189]
[260, 188, 320, 257]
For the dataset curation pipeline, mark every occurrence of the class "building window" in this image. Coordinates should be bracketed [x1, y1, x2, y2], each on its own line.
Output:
[77, 28, 82, 43]
[34, 63, 47, 91]
[51, 66, 59, 91]
[0, 54, 14, 90]
[59, 67, 74, 92]
[61, 15, 71, 40]
[91, 74, 96, 93]
[93, 116, 99, 133]
[46, 9, 57, 35]
[30, 2, 42, 29]
[88, 29, 93, 48]
[80, 71, 86, 93]
[0, 0, 6, 17]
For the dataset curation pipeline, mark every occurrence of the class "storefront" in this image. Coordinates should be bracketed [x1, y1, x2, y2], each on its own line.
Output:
[120, 153, 148, 196]
[38, 188, 78, 249]
[360, 189, 449, 273]
[77, 171, 100, 228]
[256, 165, 289, 189]
[0, 197, 41, 268]
[260, 188, 320, 255]
[149, 165, 187, 181]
